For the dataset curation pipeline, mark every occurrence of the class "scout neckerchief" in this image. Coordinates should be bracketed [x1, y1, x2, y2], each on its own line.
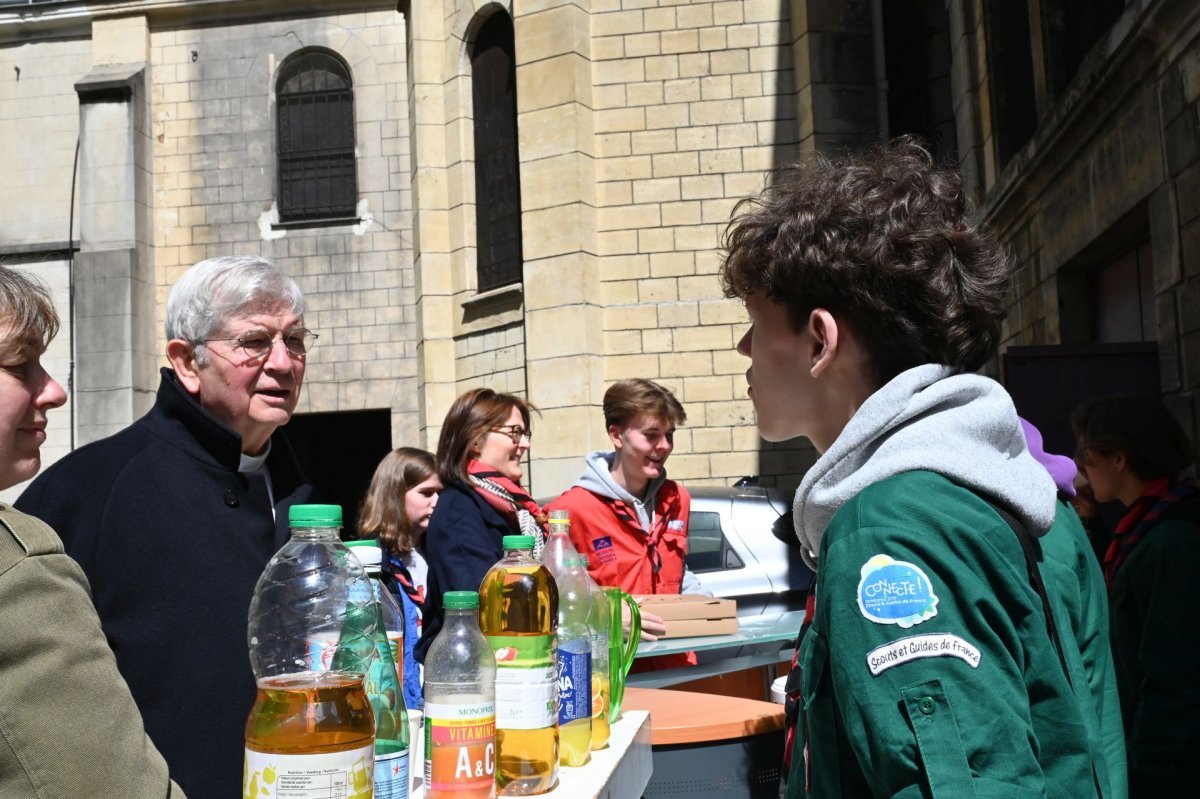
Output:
[467, 459, 548, 557]
[1104, 477, 1198, 590]
[598, 487, 680, 577]
[385, 550, 426, 611]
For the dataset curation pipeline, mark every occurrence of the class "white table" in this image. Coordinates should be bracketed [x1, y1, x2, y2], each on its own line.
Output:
[408, 710, 652, 798]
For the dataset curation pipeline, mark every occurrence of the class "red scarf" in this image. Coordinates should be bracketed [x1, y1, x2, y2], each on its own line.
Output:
[466, 459, 547, 535]
[1103, 477, 1198, 589]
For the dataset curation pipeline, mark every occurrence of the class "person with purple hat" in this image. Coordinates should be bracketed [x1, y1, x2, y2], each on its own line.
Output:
[1020, 417, 1127, 799]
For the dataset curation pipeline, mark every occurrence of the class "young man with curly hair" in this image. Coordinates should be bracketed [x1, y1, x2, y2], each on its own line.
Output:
[722, 138, 1113, 797]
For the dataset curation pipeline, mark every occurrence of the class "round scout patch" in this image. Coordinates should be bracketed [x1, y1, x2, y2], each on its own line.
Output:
[856, 554, 939, 628]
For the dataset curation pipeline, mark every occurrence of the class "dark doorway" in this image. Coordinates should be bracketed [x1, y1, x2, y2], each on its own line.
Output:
[285, 409, 392, 538]
[1003, 342, 1160, 458]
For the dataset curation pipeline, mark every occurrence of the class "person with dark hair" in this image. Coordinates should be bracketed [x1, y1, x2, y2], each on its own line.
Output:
[1072, 395, 1199, 798]
[723, 138, 1108, 796]
[1020, 417, 1127, 799]
[17, 256, 316, 797]
[0, 266, 186, 797]
[415, 388, 544, 661]
[357, 446, 442, 710]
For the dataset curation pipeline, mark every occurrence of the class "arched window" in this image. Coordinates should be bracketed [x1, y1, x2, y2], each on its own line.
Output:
[276, 50, 358, 223]
[470, 12, 523, 291]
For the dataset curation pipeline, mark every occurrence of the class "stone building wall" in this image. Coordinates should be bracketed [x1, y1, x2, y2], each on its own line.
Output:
[972, 0, 1200, 442]
[589, 0, 801, 490]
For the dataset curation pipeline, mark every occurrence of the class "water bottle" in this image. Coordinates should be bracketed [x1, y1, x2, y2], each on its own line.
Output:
[539, 509, 579, 579]
[244, 504, 377, 799]
[348, 540, 407, 689]
[556, 555, 592, 766]
[479, 535, 559, 795]
[424, 590, 497, 799]
[348, 541, 410, 798]
[579, 556, 611, 749]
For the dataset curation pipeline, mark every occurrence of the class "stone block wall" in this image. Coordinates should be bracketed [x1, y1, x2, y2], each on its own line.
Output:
[980, 0, 1200, 443]
[590, 0, 805, 490]
[0, 39, 90, 246]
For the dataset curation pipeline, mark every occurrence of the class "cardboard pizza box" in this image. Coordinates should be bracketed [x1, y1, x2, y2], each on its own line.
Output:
[635, 594, 739, 638]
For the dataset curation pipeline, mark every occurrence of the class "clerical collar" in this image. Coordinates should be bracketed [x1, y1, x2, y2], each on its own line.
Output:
[239, 440, 272, 474]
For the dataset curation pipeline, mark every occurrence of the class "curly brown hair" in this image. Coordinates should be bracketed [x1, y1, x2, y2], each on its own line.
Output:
[356, 447, 437, 554]
[720, 136, 1012, 385]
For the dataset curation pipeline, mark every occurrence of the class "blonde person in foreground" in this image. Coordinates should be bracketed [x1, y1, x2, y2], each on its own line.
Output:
[0, 266, 185, 798]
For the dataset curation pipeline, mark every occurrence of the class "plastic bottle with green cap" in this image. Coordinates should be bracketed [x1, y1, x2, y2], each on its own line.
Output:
[244, 504, 377, 799]
[479, 535, 560, 794]
[423, 591, 497, 798]
[346, 540, 411, 798]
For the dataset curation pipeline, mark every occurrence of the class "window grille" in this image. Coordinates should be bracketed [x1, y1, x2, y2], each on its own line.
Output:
[471, 13, 524, 291]
[276, 51, 358, 223]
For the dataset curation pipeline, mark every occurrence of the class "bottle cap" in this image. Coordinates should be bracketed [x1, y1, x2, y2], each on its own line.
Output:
[502, 534, 535, 550]
[346, 543, 383, 572]
[548, 509, 569, 525]
[345, 538, 379, 548]
[443, 590, 480, 609]
[288, 504, 342, 527]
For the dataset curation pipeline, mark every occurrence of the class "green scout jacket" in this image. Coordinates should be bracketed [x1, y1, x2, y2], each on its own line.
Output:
[788, 471, 1106, 798]
[1107, 498, 1200, 796]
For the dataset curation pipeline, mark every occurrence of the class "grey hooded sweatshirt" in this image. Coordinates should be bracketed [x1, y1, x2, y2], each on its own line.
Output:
[793, 363, 1058, 570]
[575, 450, 707, 594]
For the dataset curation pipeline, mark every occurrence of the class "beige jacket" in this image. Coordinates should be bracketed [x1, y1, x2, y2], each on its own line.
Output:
[0, 504, 184, 798]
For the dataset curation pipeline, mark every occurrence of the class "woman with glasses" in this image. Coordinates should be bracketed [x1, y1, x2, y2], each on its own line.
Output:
[1071, 395, 1199, 798]
[357, 446, 442, 710]
[415, 388, 545, 661]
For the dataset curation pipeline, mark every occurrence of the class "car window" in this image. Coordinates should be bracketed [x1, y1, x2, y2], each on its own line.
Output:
[686, 510, 744, 573]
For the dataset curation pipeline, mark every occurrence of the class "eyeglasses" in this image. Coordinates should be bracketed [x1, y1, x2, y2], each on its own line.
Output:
[491, 424, 532, 444]
[203, 328, 318, 360]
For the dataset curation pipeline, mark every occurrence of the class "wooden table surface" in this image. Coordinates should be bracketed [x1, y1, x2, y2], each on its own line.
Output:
[621, 686, 785, 746]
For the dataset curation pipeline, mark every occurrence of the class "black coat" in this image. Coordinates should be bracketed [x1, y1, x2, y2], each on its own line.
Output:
[415, 480, 514, 662]
[16, 368, 315, 799]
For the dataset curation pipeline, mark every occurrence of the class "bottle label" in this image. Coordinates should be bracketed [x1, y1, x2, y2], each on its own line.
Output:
[374, 747, 409, 799]
[487, 633, 557, 729]
[557, 647, 592, 726]
[244, 744, 374, 799]
[387, 631, 404, 684]
[424, 701, 496, 792]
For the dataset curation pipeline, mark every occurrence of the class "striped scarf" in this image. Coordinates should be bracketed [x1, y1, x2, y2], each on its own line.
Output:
[467, 459, 548, 558]
[1103, 477, 1198, 589]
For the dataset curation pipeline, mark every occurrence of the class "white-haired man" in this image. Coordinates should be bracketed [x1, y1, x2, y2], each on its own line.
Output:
[18, 255, 316, 798]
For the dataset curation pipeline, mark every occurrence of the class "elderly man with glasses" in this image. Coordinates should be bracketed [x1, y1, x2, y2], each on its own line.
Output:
[18, 255, 317, 799]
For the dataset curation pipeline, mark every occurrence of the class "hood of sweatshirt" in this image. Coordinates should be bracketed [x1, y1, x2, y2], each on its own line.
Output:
[793, 363, 1058, 570]
[574, 450, 668, 532]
